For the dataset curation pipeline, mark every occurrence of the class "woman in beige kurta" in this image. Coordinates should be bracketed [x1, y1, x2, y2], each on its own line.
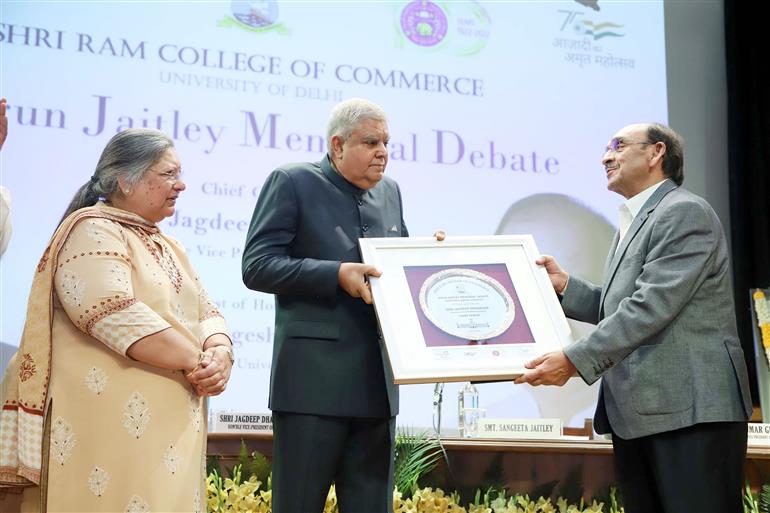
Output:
[0, 128, 233, 512]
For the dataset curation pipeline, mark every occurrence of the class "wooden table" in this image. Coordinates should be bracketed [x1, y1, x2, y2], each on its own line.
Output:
[208, 433, 770, 503]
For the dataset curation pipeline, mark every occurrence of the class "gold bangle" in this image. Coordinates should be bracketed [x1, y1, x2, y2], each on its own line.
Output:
[185, 351, 207, 377]
[204, 344, 234, 365]
[217, 345, 235, 365]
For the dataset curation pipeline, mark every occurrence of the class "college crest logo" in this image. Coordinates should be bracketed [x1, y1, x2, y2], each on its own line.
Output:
[395, 1, 491, 56]
[219, 1, 288, 34]
[400, 1, 448, 47]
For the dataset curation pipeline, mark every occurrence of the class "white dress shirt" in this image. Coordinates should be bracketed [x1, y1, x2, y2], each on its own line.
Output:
[617, 180, 666, 247]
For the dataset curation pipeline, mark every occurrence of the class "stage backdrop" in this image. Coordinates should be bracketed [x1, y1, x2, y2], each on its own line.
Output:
[0, 1, 667, 430]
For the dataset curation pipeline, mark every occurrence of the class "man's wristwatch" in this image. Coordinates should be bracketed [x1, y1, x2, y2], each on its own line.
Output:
[217, 345, 235, 365]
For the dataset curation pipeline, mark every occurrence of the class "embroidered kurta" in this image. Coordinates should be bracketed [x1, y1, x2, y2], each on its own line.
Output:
[17, 205, 227, 512]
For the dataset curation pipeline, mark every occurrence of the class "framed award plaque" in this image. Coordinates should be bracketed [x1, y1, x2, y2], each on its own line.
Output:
[359, 235, 574, 384]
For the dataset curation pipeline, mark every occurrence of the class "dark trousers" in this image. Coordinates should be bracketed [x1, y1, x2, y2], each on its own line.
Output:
[612, 421, 747, 513]
[272, 411, 395, 513]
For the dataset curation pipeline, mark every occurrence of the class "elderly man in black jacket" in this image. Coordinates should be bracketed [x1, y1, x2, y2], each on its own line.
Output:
[242, 97, 408, 513]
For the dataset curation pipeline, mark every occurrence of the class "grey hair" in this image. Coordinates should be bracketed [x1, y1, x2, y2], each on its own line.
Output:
[326, 98, 387, 152]
[645, 123, 684, 185]
[60, 128, 174, 224]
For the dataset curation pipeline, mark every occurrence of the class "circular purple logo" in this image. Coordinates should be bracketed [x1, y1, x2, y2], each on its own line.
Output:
[400, 1, 448, 47]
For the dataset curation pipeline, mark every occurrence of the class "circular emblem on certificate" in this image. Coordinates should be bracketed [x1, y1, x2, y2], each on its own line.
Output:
[418, 268, 515, 340]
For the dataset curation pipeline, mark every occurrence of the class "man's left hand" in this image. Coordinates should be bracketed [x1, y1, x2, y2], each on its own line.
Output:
[514, 350, 576, 386]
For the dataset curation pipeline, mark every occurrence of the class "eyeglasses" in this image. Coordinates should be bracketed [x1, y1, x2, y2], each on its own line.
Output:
[156, 169, 183, 184]
[605, 138, 654, 154]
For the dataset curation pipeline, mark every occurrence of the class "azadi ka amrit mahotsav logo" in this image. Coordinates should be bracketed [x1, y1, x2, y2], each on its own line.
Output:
[575, 19, 624, 40]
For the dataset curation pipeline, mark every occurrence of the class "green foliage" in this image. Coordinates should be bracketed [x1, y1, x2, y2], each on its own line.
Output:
[207, 467, 227, 513]
[206, 454, 223, 479]
[480, 486, 496, 506]
[472, 487, 481, 506]
[455, 485, 625, 513]
[745, 480, 760, 513]
[760, 484, 770, 513]
[204, 433, 637, 512]
[237, 439, 272, 486]
[608, 486, 622, 513]
[745, 481, 770, 513]
[393, 428, 444, 499]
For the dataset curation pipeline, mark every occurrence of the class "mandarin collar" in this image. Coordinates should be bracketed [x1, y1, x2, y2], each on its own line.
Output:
[320, 153, 366, 196]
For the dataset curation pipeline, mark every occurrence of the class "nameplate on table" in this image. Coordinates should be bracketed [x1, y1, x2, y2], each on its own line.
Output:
[478, 418, 562, 439]
[747, 423, 770, 445]
[214, 412, 273, 433]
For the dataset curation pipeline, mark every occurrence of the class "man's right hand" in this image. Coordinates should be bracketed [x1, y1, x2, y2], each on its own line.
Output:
[535, 255, 569, 295]
[338, 262, 382, 304]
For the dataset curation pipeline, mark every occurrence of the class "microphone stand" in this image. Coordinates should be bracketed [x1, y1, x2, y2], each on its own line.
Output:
[431, 382, 459, 490]
[432, 382, 445, 436]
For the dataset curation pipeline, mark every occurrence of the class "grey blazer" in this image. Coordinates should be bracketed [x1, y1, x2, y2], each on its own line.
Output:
[563, 179, 752, 439]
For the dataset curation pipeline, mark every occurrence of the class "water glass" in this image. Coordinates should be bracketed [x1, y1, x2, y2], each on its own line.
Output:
[462, 407, 486, 438]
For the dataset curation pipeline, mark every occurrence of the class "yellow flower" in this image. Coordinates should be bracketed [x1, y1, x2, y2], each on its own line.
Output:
[206, 467, 625, 513]
[582, 500, 605, 513]
[206, 467, 275, 512]
[490, 496, 520, 513]
[324, 483, 339, 513]
[532, 496, 556, 513]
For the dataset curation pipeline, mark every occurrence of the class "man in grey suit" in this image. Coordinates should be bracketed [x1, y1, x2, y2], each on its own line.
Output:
[516, 123, 752, 512]
[242, 98, 408, 512]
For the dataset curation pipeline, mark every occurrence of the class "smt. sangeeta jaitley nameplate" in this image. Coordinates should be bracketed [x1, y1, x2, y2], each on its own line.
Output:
[359, 235, 574, 384]
[419, 268, 515, 340]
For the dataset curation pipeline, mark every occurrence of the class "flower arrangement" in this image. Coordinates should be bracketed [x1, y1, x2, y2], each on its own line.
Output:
[205, 474, 624, 513]
[205, 433, 770, 513]
[754, 289, 770, 366]
[205, 433, 627, 513]
[204, 469, 770, 513]
[207, 465, 271, 513]
[393, 486, 623, 513]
